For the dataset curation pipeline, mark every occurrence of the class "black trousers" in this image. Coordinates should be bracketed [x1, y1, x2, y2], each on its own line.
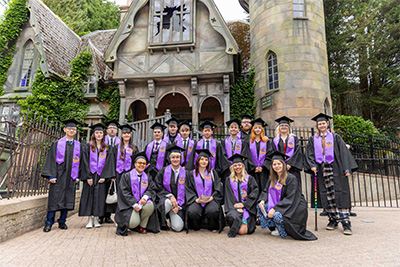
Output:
[226, 210, 243, 236]
[187, 201, 220, 230]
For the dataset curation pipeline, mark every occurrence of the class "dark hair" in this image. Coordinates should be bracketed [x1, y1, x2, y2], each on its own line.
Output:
[269, 159, 288, 188]
[90, 132, 108, 152]
[194, 156, 211, 176]
[119, 134, 137, 161]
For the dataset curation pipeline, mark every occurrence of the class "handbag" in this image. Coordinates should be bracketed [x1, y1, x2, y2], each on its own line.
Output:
[106, 180, 118, 204]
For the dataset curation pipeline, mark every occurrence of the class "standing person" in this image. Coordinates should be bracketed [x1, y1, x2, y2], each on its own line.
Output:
[186, 121, 229, 177]
[99, 119, 121, 224]
[244, 118, 271, 196]
[106, 124, 138, 217]
[155, 145, 187, 232]
[79, 123, 115, 229]
[240, 114, 253, 143]
[177, 120, 195, 167]
[144, 122, 168, 179]
[224, 154, 259, 238]
[272, 116, 303, 190]
[186, 149, 224, 232]
[163, 117, 182, 145]
[304, 113, 358, 235]
[257, 151, 317, 240]
[42, 119, 83, 232]
[115, 152, 159, 236]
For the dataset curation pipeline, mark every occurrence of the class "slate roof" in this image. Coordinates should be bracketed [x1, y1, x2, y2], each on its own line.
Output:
[81, 30, 117, 55]
[79, 39, 114, 81]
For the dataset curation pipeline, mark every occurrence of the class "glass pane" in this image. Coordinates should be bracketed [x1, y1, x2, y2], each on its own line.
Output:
[293, 4, 299, 10]
[274, 74, 278, 81]
[299, 0, 304, 3]
[273, 58, 277, 66]
[164, 0, 172, 7]
[154, 0, 161, 11]
[268, 68, 272, 75]
[173, 0, 181, 7]
[269, 84, 273, 90]
[89, 83, 96, 94]
[275, 81, 279, 88]
[184, 0, 191, 12]
[153, 16, 161, 43]
[182, 13, 191, 41]
[274, 66, 278, 73]
[269, 75, 273, 83]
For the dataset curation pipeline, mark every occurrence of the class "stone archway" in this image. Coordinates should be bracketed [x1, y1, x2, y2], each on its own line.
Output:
[199, 96, 224, 126]
[130, 100, 148, 122]
[156, 93, 192, 121]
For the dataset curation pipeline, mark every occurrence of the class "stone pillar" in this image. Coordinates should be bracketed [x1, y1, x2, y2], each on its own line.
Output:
[148, 79, 156, 118]
[191, 77, 199, 127]
[223, 75, 230, 123]
[118, 80, 127, 124]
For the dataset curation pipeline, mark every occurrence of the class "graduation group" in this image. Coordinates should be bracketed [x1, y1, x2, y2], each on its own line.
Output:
[41, 113, 358, 240]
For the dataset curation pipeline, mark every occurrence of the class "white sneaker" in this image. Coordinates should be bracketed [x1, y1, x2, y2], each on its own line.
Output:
[271, 230, 280, 236]
[86, 216, 94, 229]
[93, 217, 101, 228]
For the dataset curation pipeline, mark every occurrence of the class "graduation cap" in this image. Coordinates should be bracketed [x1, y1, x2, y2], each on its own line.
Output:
[311, 113, 332, 122]
[195, 149, 213, 158]
[268, 151, 290, 161]
[228, 154, 247, 164]
[62, 119, 81, 128]
[132, 151, 148, 164]
[178, 120, 192, 131]
[165, 117, 180, 126]
[89, 123, 106, 132]
[275, 116, 294, 125]
[199, 120, 217, 131]
[167, 144, 184, 154]
[241, 114, 252, 121]
[150, 122, 167, 131]
[119, 124, 135, 133]
[251, 118, 268, 127]
[226, 118, 241, 128]
[105, 119, 120, 128]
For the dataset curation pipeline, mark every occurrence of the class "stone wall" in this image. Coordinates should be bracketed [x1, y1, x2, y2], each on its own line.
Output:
[0, 191, 81, 243]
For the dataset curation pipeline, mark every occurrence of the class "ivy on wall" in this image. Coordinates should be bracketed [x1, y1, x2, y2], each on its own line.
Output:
[230, 67, 256, 120]
[98, 84, 120, 122]
[0, 0, 29, 94]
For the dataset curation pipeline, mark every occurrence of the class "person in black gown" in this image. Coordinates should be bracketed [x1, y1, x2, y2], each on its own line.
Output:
[144, 122, 168, 179]
[258, 151, 317, 240]
[163, 117, 182, 145]
[224, 154, 259, 238]
[177, 120, 195, 167]
[41, 119, 83, 232]
[240, 114, 253, 143]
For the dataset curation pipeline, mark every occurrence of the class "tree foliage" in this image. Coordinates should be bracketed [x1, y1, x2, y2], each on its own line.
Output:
[43, 0, 120, 36]
[230, 67, 256, 120]
[227, 21, 250, 72]
[98, 84, 120, 122]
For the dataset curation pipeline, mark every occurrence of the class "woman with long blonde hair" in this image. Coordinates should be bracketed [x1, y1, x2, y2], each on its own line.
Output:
[224, 154, 259, 238]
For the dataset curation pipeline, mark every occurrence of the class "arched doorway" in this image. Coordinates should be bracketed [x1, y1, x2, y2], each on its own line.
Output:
[199, 97, 224, 127]
[130, 100, 148, 122]
[156, 93, 192, 121]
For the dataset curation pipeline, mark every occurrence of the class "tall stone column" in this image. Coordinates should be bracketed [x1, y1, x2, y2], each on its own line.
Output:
[118, 80, 126, 124]
[191, 77, 199, 127]
[148, 79, 156, 118]
[223, 74, 230, 123]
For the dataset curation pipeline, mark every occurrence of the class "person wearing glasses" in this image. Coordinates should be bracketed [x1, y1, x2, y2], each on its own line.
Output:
[240, 114, 253, 143]
[41, 119, 83, 232]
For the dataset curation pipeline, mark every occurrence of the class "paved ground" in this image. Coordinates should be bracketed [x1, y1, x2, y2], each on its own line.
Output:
[1, 207, 399, 267]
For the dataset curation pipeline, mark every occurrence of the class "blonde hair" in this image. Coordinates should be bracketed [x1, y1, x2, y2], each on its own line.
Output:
[169, 152, 181, 158]
[229, 163, 248, 183]
[179, 125, 190, 131]
[314, 122, 334, 136]
[274, 124, 295, 138]
[250, 125, 268, 143]
[270, 159, 288, 188]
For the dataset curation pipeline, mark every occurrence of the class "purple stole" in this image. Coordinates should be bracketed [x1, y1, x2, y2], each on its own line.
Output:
[230, 175, 250, 220]
[177, 138, 195, 165]
[195, 139, 217, 169]
[145, 140, 167, 170]
[225, 135, 242, 160]
[163, 132, 182, 144]
[56, 136, 80, 180]
[249, 140, 267, 167]
[193, 170, 213, 207]
[130, 169, 151, 203]
[314, 131, 334, 164]
[163, 165, 186, 206]
[89, 143, 107, 176]
[273, 135, 295, 162]
[105, 135, 120, 146]
[116, 144, 133, 174]
[268, 180, 283, 212]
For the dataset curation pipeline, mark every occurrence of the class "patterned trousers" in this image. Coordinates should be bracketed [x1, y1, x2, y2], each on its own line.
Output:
[257, 205, 287, 238]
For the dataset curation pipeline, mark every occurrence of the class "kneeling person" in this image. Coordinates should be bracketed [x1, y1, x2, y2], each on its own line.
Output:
[155, 145, 187, 232]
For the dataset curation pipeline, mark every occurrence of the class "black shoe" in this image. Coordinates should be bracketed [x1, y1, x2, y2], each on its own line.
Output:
[342, 221, 352, 235]
[326, 218, 338, 230]
[350, 212, 357, 217]
[256, 218, 261, 225]
[43, 224, 52, 232]
[320, 210, 328, 216]
[160, 226, 170, 231]
[104, 217, 114, 224]
[98, 217, 104, 224]
[227, 232, 236, 238]
[58, 223, 68, 230]
[116, 230, 127, 236]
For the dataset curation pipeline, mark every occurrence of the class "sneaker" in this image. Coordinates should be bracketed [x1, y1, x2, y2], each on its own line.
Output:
[93, 217, 101, 228]
[342, 221, 352, 235]
[86, 217, 94, 229]
[271, 230, 280, 236]
[326, 218, 338, 230]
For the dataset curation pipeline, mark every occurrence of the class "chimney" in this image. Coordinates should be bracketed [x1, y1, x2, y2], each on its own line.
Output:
[119, 0, 133, 22]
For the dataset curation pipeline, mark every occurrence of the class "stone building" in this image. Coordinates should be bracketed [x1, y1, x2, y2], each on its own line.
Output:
[239, 0, 332, 127]
[105, 0, 239, 126]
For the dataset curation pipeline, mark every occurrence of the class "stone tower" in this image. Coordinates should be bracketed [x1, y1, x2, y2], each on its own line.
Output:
[239, 0, 332, 127]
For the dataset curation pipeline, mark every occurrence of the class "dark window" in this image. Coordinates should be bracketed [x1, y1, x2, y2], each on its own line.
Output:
[19, 40, 35, 88]
[293, 0, 306, 17]
[267, 52, 279, 90]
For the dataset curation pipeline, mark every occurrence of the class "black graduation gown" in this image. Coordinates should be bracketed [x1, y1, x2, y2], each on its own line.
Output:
[144, 141, 169, 179]
[185, 169, 225, 232]
[304, 133, 358, 209]
[186, 139, 230, 178]
[220, 137, 250, 181]
[115, 172, 160, 235]
[259, 174, 317, 241]
[270, 135, 303, 189]
[243, 140, 272, 196]
[240, 130, 251, 143]
[79, 144, 115, 217]
[155, 166, 188, 230]
[224, 175, 259, 236]
[41, 139, 83, 212]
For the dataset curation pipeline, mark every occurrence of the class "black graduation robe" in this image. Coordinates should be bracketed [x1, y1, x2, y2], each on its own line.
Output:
[185, 169, 225, 232]
[144, 141, 169, 179]
[41, 139, 83, 212]
[259, 174, 317, 241]
[155, 166, 188, 230]
[115, 172, 160, 235]
[304, 133, 358, 209]
[220, 137, 250, 181]
[240, 130, 251, 143]
[224, 175, 259, 236]
[78, 144, 115, 217]
[186, 139, 230, 178]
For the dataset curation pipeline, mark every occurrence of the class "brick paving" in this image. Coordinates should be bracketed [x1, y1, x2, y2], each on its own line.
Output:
[1, 207, 399, 266]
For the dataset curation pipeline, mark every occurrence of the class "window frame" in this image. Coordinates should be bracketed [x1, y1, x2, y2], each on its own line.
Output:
[293, 0, 307, 19]
[267, 52, 279, 91]
[17, 40, 36, 90]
